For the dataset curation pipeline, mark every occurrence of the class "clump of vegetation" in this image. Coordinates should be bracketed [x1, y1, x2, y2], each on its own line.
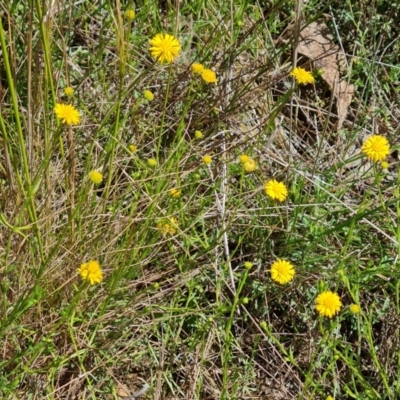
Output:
[1, 1, 399, 399]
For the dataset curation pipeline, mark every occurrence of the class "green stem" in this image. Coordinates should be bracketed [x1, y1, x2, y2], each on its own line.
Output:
[221, 268, 249, 399]
[157, 65, 173, 155]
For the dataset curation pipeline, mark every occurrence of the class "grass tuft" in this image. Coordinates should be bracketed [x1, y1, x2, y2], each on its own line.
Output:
[1, 1, 400, 399]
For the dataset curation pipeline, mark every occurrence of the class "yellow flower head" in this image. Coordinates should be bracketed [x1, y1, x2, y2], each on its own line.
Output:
[191, 63, 205, 74]
[129, 144, 137, 153]
[349, 303, 360, 314]
[361, 135, 390, 162]
[78, 260, 103, 285]
[64, 86, 74, 97]
[265, 179, 288, 202]
[170, 188, 181, 198]
[239, 155, 250, 164]
[125, 9, 135, 20]
[143, 89, 154, 101]
[195, 130, 203, 139]
[243, 158, 257, 173]
[147, 158, 157, 167]
[89, 170, 103, 184]
[203, 155, 212, 165]
[270, 259, 295, 284]
[290, 67, 315, 85]
[315, 291, 342, 318]
[380, 160, 389, 169]
[201, 68, 218, 84]
[326, 396, 334, 400]
[54, 103, 80, 125]
[149, 33, 181, 64]
[244, 262, 253, 270]
[157, 216, 178, 235]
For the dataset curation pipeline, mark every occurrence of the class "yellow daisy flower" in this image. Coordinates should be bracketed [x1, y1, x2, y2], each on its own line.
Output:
[265, 179, 288, 202]
[243, 158, 257, 172]
[191, 63, 205, 74]
[143, 89, 154, 101]
[244, 262, 253, 270]
[349, 304, 360, 314]
[129, 144, 137, 153]
[64, 86, 74, 97]
[170, 188, 181, 198]
[201, 68, 217, 84]
[147, 158, 157, 167]
[78, 260, 103, 285]
[380, 160, 389, 169]
[290, 67, 315, 85]
[315, 291, 342, 318]
[239, 155, 250, 164]
[203, 155, 212, 165]
[157, 217, 178, 235]
[326, 396, 334, 400]
[195, 130, 203, 139]
[125, 9, 135, 20]
[54, 103, 80, 125]
[89, 170, 103, 184]
[149, 33, 181, 64]
[361, 135, 390, 162]
[270, 259, 295, 284]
